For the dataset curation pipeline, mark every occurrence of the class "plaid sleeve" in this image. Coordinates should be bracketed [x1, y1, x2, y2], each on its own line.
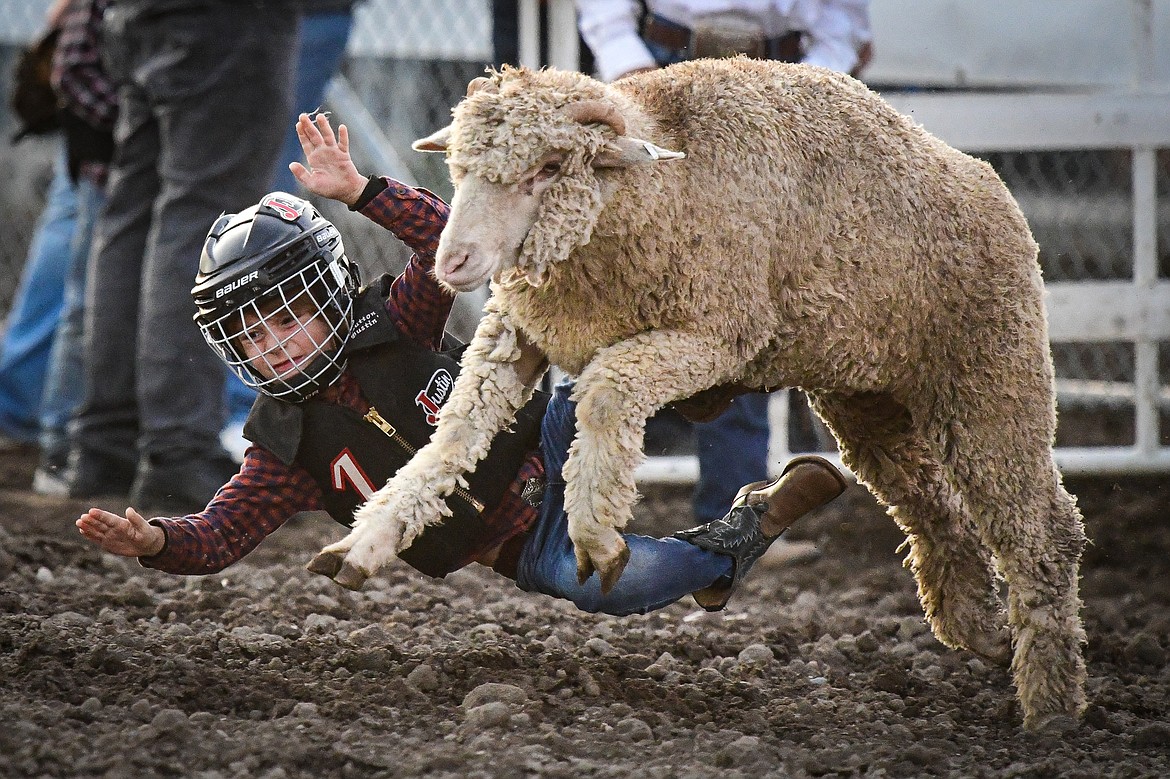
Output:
[51, 0, 117, 131]
[357, 178, 457, 349]
[140, 445, 324, 575]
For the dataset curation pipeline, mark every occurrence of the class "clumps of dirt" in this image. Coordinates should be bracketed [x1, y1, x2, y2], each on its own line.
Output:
[1, 448, 1167, 778]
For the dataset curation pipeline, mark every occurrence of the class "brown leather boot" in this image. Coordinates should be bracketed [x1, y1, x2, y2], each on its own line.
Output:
[674, 455, 848, 611]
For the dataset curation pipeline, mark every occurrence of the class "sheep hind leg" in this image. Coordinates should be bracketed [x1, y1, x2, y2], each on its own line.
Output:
[808, 391, 1010, 664]
[957, 449, 1087, 730]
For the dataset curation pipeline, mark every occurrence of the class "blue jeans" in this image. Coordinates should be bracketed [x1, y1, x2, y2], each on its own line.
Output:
[0, 150, 77, 442]
[226, 8, 356, 425]
[694, 393, 771, 523]
[517, 382, 732, 616]
[645, 38, 689, 69]
[39, 177, 105, 462]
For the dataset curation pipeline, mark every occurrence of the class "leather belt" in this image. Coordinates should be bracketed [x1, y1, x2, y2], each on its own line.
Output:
[641, 13, 804, 63]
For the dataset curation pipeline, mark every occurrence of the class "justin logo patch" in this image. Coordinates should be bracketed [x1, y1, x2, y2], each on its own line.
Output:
[415, 369, 454, 426]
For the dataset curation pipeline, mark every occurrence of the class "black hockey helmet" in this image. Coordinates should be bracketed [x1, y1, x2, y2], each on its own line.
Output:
[192, 192, 361, 402]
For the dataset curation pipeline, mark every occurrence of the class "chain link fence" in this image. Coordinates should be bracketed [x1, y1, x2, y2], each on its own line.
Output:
[981, 148, 1170, 449]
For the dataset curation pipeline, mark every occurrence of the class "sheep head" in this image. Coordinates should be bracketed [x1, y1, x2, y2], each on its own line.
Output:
[412, 67, 685, 292]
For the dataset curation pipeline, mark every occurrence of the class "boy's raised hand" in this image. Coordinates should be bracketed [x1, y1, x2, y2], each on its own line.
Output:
[288, 112, 369, 207]
[76, 507, 165, 558]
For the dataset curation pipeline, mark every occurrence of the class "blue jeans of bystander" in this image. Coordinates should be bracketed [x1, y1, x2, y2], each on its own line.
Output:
[693, 393, 771, 523]
[0, 150, 77, 442]
[40, 177, 104, 464]
[270, 9, 355, 195]
[72, 1, 297, 474]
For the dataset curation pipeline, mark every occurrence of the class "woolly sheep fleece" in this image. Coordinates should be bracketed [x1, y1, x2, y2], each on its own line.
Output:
[314, 59, 1086, 731]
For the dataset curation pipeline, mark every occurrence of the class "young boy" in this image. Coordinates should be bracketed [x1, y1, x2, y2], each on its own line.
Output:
[76, 113, 847, 615]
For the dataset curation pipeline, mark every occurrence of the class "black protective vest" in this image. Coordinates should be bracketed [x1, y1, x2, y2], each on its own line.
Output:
[244, 277, 549, 577]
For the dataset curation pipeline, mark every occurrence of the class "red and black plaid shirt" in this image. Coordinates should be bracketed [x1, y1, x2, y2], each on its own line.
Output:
[52, 0, 117, 131]
[51, 0, 117, 185]
[143, 179, 544, 575]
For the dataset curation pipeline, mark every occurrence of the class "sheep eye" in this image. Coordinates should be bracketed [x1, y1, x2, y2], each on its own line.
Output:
[518, 161, 563, 194]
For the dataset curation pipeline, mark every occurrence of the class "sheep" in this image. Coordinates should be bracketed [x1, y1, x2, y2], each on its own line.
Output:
[308, 58, 1086, 730]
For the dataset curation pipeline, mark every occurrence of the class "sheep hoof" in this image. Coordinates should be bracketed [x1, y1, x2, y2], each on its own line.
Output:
[597, 547, 631, 594]
[306, 550, 344, 578]
[575, 544, 632, 594]
[333, 561, 370, 591]
[575, 555, 595, 587]
[306, 552, 369, 591]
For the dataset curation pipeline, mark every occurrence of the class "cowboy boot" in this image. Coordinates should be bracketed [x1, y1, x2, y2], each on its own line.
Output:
[674, 455, 848, 611]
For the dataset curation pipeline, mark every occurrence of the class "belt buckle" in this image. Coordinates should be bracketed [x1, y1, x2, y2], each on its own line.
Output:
[690, 12, 767, 60]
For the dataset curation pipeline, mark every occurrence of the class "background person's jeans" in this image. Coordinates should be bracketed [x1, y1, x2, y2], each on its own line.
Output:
[517, 382, 732, 616]
[0, 150, 77, 442]
[694, 392, 771, 522]
[269, 9, 355, 196]
[39, 177, 105, 464]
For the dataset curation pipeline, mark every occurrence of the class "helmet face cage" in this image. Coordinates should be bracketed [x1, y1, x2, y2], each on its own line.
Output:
[200, 255, 356, 402]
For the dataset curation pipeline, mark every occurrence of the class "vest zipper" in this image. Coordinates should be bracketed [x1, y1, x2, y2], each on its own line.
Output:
[362, 406, 485, 513]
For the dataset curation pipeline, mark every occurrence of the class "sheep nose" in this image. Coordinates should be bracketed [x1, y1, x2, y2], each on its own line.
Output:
[438, 248, 470, 280]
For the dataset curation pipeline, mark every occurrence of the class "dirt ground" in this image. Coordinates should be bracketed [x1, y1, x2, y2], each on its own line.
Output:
[1, 443, 1167, 779]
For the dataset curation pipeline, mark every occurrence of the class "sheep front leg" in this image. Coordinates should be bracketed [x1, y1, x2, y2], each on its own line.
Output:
[307, 311, 545, 589]
[566, 330, 739, 592]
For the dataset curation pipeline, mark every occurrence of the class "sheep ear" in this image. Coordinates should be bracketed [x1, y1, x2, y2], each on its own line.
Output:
[412, 126, 452, 153]
[594, 136, 686, 168]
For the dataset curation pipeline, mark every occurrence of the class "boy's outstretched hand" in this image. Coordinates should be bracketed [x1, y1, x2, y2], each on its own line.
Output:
[288, 112, 369, 207]
[76, 507, 165, 558]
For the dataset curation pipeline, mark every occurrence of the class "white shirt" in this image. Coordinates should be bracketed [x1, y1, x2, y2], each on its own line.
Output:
[576, 0, 871, 82]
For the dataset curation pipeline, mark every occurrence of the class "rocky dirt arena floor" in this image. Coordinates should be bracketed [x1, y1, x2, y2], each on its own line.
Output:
[0, 442, 1167, 778]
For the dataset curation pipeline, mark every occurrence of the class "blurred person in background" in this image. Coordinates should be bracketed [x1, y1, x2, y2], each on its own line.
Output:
[0, 0, 75, 450]
[577, 0, 871, 81]
[62, 0, 299, 515]
[31, 0, 118, 495]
